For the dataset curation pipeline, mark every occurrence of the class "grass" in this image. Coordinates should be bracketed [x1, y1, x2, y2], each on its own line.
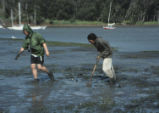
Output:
[47, 41, 92, 47]
[122, 20, 159, 26]
[0, 37, 117, 51]
[0, 37, 92, 47]
[136, 21, 159, 25]
[45, 19, 106, 26]
[143, 21, 159, 25]
[48, 20, 159, 26]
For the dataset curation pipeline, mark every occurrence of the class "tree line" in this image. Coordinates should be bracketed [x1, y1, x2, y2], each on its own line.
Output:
[0, 0, 159, 25]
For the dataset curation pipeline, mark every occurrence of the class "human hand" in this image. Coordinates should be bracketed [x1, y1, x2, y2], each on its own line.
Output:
[96, 55, 100, 60]
[15, 54, 20, 60]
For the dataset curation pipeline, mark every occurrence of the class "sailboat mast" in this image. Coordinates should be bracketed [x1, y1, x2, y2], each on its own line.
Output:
[18, 2, 21, 25]
[108, 2, 112, 24]
[34, 8, 37, 25]
[11, 9, 14, 26]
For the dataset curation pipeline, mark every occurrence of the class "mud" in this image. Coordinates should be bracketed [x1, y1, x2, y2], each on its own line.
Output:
[0, 38, 159, 113]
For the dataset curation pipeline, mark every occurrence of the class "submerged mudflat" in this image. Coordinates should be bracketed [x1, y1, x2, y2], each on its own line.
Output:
[0, 38, 159, 113]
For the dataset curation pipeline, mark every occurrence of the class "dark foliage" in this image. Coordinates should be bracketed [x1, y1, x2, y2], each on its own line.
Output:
[0, 0, 158, 24]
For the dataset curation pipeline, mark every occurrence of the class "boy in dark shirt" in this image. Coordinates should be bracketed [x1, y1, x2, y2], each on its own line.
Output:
[87, 33, 116, 82]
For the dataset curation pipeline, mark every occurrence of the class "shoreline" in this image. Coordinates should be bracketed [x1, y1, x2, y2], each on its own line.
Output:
[42, 20, 159, 27]
[8, 20, 159, 28]
[42, 24, 159, 28]
[47, 24, 159, 28]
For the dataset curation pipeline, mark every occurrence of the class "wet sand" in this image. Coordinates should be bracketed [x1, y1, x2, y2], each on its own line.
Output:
[0, 38, 159, 113]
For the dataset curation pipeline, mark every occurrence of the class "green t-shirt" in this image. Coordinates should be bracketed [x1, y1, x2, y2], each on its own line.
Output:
[22, 32, 46, 56]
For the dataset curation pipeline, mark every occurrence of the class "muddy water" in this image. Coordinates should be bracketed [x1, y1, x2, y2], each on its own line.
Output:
[0, 38, 159, 113]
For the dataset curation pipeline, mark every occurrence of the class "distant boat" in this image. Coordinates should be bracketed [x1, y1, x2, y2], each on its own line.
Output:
[8, 24, 47, 30]
[8, 25, 23, 30]
[103, 2, 116, 30]
[0, 24, 5, 29]
[30, 25, 47, 30]
[0, 25, 4, 29]
[7, 2, 47, 30]
[103, 23, 116, 30]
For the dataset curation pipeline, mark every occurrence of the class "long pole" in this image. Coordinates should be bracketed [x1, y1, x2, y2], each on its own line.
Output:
[89, 56, 100, 83]
[18, 2, 21, 25]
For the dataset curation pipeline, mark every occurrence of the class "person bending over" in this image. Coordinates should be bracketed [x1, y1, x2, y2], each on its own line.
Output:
[87, 33, 116, 83]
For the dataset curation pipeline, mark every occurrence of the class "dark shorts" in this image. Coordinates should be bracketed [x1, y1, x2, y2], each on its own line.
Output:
[31, 55, 44, 65]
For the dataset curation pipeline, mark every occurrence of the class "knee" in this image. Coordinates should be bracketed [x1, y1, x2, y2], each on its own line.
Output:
[103, 69, 111, 76]
[102, 67, 110, 73]
[31, 64, 36, 70]
[37, 65, 42, 70]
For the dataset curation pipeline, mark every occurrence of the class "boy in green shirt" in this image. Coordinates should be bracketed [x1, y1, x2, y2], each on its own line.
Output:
[15, 24, 54, 81]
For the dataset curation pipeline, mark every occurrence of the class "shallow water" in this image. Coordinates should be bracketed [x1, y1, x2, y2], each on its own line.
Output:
[0, 38, 159, 113]
[0, 26, 159, 52]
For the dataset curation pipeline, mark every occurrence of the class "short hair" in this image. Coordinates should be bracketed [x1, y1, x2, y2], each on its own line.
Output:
[87, 33, 97, 41]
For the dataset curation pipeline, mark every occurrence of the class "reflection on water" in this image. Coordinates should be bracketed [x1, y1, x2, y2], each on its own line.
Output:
[29, 81, 53, 113]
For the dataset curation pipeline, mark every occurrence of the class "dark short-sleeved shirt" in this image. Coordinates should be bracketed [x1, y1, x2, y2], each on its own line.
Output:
[22, 32, 46, 56]
[93, 37, 112, 58]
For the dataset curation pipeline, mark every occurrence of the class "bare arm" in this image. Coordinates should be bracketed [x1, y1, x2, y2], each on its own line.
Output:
[15, 47, 25, 60]
[97, 54, 101, 60]
[43, 43, 50, 56]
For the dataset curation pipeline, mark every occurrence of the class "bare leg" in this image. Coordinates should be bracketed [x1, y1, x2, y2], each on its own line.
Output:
[37, 64, 54, 80]
[37, 64, 49, 73]
[31, 64, 38, 79]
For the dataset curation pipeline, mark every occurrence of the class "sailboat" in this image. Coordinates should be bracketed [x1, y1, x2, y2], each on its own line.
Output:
[8, 2, 46, 30]
[0, 25, 5, 29]
[103, 2, 116, 30]
[7, 5, 23, 30]
[0, 19, 5, 29]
